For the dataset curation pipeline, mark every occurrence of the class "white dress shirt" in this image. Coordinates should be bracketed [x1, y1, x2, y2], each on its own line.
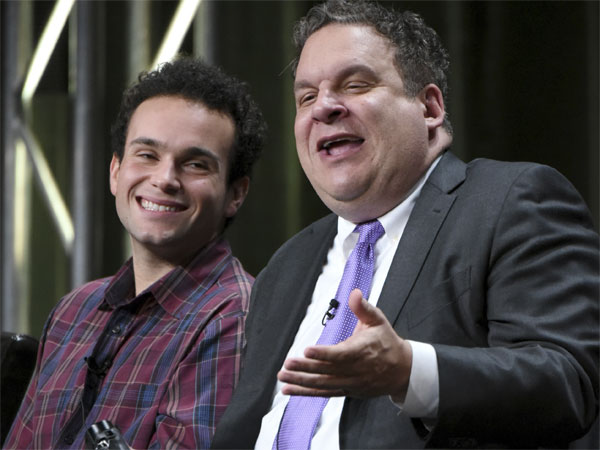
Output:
[255, 158, 441, 450]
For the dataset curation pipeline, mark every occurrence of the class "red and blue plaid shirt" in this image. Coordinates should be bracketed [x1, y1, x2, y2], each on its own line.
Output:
[5, 237, 252, 449]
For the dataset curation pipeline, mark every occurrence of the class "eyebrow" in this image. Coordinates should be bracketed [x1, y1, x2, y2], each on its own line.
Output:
[129, 136, 161, 148]
[293, 79, 314, 93]
[129, 137, 221, 164]
[293, 63, 379, 93]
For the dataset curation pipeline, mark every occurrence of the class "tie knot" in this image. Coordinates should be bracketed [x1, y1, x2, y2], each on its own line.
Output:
[355, 220, 385, 245]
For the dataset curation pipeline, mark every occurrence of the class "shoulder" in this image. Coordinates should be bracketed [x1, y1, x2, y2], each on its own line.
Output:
[464, 157, 574, 192]
[427, 154, 597, 256]
[37, 276, 114, 346]
[210, 254, 253, 317]
[457, 158, 598, 261]
[248, 214, 337, 308]
[440, 155, 589, 214]
[177, 242, 255, 323]
[423, 152, 564, 202]
[465, 158, 590, 211]
[50, 276, 113, 320]
[263, 213, 337, 268]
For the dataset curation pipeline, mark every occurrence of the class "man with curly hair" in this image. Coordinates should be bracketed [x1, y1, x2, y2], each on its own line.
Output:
[212, 1, 599, 448]
[5, 58, 266, 449]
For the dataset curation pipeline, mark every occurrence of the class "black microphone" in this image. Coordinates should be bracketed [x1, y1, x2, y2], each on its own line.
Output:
[84, 356, 112, 377]
[86, 420, 130, 450]
[321, 299, 340, 325]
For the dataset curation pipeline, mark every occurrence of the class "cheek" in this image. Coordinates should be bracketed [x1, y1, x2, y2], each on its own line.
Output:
[382, 117, 425, 153]
[294, 127, 309, 165]
[294, 115, 310, 149]
[113, 194, 130, 230]
[191, 179, 225, 205]
[113, 173, 134, 200]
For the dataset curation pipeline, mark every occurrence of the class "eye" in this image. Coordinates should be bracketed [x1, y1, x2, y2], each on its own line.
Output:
[186, 160, 211, 172]
[136, 151, 157, 160]
[296, 91, 317, 107]
[345, 81, 369, 92]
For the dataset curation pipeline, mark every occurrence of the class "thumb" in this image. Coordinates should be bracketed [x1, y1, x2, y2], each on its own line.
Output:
[348, 288, 384, 328]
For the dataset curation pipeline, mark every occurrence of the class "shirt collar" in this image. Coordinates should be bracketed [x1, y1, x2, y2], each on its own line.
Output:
[103, 260, 136, 309]
[102, 237, 233, 319]
[336, 154, 442, 244]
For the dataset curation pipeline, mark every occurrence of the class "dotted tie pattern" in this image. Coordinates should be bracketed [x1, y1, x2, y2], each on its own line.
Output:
[273, 220, 385, 450]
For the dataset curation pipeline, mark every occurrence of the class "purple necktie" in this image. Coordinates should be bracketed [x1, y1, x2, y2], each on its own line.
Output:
[273, 220, 385, 450]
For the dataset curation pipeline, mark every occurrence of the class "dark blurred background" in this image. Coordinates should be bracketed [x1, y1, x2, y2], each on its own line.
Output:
[2, 0, 598, 339]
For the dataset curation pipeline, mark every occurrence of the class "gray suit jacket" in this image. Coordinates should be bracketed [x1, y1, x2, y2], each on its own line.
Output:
[212, 152, 599, 449]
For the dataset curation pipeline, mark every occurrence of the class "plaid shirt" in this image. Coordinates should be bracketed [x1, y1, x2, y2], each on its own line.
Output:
[5, 238, 252, 449]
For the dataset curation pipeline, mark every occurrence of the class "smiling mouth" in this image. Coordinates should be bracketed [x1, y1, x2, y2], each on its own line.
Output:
[140, 198, 184, 212]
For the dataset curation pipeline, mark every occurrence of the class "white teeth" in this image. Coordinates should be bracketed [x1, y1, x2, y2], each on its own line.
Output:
[141, 199, 179, 212]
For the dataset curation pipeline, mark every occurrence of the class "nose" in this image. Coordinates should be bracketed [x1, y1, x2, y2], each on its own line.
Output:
[152, 160, 181, 193]
[312, 90, 348, 124]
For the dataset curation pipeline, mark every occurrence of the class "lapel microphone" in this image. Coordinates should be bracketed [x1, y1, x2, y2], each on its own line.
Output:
[321, 299, 340, 326]
[84, 356, 112, 377]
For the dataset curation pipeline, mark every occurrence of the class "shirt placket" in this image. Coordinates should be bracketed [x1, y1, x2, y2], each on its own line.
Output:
[54, 296, 144, 448]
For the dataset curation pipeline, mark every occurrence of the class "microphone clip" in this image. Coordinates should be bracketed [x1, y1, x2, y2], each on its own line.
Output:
[322, 299, 340, 326]
[85, 356, 111, 377]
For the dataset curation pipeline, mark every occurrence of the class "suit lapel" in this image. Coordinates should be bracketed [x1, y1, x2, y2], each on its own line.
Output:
[245, 215, 338, 389]
[265, 218, 337, 355]
[377, 152, 466, 326]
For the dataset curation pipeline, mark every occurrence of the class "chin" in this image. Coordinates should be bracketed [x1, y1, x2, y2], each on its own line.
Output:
[320, 184, 366, 205]
[325, 192, 388, 223]
[139, 233, 175, 246]
[320, 196, 360, 221]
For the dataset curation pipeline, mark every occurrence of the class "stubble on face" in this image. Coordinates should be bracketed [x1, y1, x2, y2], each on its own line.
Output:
[293, 24, 438, 223]
[110, 96, 239, 266]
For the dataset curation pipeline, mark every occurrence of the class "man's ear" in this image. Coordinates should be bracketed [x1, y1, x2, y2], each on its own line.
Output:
[418, 83, 445, 132]
[225, 176, 250, 218]
[109, 154, 121, 196]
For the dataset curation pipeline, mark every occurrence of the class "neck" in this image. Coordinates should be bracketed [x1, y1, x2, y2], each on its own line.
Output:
[131, 252, 178, 296]
[433, 127, 453, 154]
[129, 241, 194, 295]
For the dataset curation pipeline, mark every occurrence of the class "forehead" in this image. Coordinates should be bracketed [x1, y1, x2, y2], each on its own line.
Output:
[127, 96, 235, 150]
[130, 96, 232, 127]
[295, 24, 398, 86]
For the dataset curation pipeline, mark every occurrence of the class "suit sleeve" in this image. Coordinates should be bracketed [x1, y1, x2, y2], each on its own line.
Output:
[430, 164, 599, 447]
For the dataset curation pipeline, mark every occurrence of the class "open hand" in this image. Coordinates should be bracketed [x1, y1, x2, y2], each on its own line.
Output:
[278, 289, 413, 400]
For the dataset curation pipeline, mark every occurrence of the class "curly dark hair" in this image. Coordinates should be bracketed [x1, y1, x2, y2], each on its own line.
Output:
[111, 57, 267, 184]
[292, 0, 452, 133]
